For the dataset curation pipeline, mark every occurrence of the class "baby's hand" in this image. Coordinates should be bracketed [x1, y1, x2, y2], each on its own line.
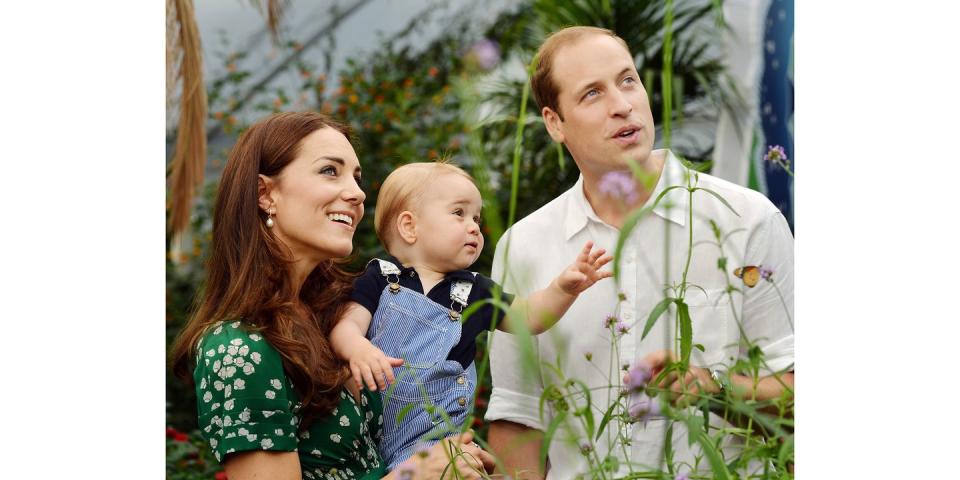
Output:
[349, 341, 405, 392]
[555, 241, 613, 296]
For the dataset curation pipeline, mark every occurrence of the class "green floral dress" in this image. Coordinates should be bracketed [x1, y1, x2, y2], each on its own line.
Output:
[194, 320, 387, 480]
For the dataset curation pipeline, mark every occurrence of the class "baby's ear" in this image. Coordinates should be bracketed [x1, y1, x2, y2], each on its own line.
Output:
[396, 211, 417, 244]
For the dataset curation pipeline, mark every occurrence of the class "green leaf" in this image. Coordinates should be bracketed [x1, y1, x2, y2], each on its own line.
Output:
[395, 403, 416, 425]
[641, 296, 675, 340]
[570, 379, 595, 440]
[692, 187, 741, 217]
[682, 414, 734, 480]
[677, 300, 693, 367]
[594, 398, 622, 441]
[541, 410, 567, 471]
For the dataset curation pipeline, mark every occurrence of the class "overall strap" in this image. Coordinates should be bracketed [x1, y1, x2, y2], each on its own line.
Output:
[447, 272, 478, 321]
[371, 258, 402, 294]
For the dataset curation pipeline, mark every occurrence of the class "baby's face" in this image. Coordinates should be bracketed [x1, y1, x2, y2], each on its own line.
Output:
[412, 173, 484, 271]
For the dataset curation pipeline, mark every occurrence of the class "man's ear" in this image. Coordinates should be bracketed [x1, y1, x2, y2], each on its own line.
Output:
[257, 174, 277, 212]
[396, 211, 417, 245]
[542, 106, 565, 144]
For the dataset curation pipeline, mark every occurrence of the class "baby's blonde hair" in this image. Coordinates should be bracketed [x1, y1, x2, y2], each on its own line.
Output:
[374, 161, 476, 251]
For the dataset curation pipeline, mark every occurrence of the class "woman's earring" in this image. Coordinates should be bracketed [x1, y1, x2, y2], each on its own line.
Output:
[266, 207, 275, 228]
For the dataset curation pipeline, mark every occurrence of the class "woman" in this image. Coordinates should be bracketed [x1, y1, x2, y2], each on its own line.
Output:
[170, 111, 493, 479]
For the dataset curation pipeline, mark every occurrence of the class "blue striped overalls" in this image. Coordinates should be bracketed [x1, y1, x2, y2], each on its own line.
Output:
[367, 259, 478, 470]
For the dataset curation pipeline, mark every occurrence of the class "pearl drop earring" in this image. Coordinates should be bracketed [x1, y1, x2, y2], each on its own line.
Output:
[266, 207, 275, 228]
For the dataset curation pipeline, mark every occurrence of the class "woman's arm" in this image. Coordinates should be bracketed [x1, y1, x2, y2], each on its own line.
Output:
[223, 450, 301, 480]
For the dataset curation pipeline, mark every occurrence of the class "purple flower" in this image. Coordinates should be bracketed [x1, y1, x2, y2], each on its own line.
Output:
[759, 265, 774, 280]
[598, 171, 640, 204]
[579, 441, 593, 455]
[466, 39, 501, 71]
[616, 321, 630, 335]
[604, 315, 618, 329]
[763, 145, 790, 169]
[674, 473, 690, 480]
[627, 393, 661, 421]
[623, 361, 653, 391]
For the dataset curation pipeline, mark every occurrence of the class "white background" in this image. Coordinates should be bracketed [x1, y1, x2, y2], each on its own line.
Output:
[1, 1, 958, 477]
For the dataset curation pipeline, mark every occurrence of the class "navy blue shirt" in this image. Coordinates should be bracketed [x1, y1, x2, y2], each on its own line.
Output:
[350, 256, 513, 369]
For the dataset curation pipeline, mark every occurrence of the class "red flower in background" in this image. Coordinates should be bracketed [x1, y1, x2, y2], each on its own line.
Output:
[215, 471, 229, 480]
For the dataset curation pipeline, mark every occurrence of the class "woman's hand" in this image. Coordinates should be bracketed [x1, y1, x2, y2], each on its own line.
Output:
[390, 431, 495, 479]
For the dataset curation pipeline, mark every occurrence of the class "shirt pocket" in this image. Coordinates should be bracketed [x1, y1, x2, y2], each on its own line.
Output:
[371, 301, 447, 369]
[683, 288, 735, 369]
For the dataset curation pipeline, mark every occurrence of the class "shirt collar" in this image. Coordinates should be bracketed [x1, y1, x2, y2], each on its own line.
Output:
[385, 255, 475, 283]
[563, 150, 688, 240]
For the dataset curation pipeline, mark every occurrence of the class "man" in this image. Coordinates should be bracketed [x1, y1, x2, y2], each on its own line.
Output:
[485, 26, 794, 478]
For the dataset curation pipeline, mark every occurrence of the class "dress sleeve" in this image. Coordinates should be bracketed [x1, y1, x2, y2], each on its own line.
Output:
[193, 321, 299, 463]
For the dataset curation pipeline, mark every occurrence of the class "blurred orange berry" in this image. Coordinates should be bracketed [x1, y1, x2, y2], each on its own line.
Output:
[213, 111, 224, 120]
[428, 66, 439, 78]
[403, 78, 414, 88]
[348, 94, 358, 104]
[374, 94, 384, 104]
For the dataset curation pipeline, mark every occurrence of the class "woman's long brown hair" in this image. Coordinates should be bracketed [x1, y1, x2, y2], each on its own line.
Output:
[170, 111, 357, 424]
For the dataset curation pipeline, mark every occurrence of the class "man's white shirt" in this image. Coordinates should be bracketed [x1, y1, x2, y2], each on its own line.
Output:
[485, 150, 794, 478]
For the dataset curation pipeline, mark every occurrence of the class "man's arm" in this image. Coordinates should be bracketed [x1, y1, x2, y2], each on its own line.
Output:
[487, 420, 546, 480]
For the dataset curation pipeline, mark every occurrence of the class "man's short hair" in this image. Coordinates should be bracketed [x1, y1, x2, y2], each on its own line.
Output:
[532, 26, 632, 120]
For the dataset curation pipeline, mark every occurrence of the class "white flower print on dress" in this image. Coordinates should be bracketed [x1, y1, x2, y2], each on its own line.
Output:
[275, 428, 284, 436]
[223, 354, 234, 365]
[211, 402, 220, 410]
[246, 433, 257, 442]
[234, 356, 245, 367]
[202, 391, 213, 403]
[339, 416, 350, 427]
[224, 366, 237, 378]
[270, 379, 283, 390]
[230, 338, 243, 346]
[238, 427, 249, 436]
[206, 349, 215, 357]
[227, 345, 239, 356]
[260, 438, 274, 449]
[217, 344, 226, 354]
[223, 416, 233, 427]
[213, 325, 223, 335]
[213, 380, 224, 391]
[250, 352, 262, 364]
[231, 321, 240, 328]
[239, 408, 251, 422]
[238, 345, 249, 356]
[213, 360, 222, 372]
[249, 333, 261, 341]
[224, 385, 232, 397]
[265, 390, 276, 399]
[210, 438, 218, 449]
[224, 399, 235, 410]
[311, 449, 322, 456]
[263, 410, 276, 418]
[199, 377, 207, 389]
[330, 433, 342, 443]
[242, 363, 255, 375]
[233, 379, 245, 390]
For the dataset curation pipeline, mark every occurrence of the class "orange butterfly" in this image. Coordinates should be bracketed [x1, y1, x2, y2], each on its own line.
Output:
[734, 266, 760, 288]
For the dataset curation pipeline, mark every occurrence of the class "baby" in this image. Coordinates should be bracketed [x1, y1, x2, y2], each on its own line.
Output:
[330, 161, 612, 469]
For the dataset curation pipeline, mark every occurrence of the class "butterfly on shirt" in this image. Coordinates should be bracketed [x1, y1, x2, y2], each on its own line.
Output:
[734, 266, 761, 288]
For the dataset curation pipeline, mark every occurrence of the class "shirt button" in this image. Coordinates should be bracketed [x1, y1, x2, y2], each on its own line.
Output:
[458, 397, 467, 406]
[457, 376, 465, 385]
